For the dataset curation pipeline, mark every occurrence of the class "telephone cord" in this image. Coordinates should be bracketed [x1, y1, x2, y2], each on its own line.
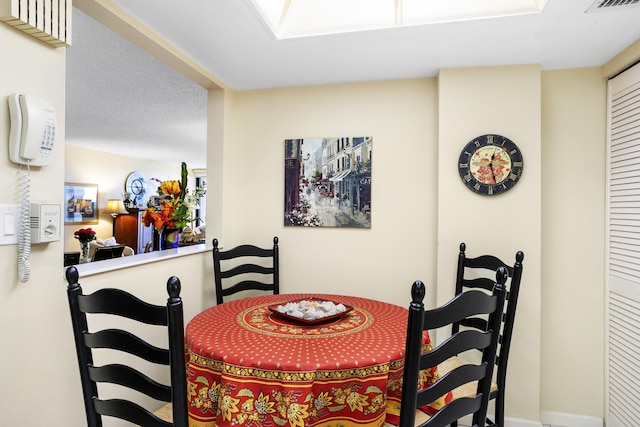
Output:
[17, 164, 31, 283]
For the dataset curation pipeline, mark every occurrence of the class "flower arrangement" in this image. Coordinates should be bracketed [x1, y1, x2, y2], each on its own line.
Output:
[142, 162, 205, 231]
[74, 227, 96, 244]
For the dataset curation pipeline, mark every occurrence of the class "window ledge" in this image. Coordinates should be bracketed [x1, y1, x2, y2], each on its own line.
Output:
[66, 244, 209, 277]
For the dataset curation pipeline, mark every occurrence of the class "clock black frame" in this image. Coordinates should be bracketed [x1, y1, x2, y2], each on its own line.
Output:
[458, 134, 523, 196]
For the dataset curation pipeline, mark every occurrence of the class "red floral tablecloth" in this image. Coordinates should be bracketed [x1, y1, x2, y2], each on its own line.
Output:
[185, 294, 449, 427]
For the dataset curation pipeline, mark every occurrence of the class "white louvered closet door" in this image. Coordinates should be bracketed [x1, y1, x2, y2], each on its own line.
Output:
[607, 61, 640, 427]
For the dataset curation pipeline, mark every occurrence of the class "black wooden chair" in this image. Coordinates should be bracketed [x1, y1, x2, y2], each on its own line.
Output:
[92, 244, 126, 261]
[64, 252, 80, 266]
[399, 268, 508, 427]
[65, 266, 188, 427]
[439, 243, 524, 427]
[212, 237, 279, 304]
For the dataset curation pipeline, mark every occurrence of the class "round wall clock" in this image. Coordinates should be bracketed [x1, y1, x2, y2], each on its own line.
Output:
[125, 171, 147, 205]
[458, 134, 523, 196]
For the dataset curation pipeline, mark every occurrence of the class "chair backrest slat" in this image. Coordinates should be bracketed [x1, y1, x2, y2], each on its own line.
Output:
[420, 330, 492, 368]
[84, 329, 169, 364]
[213, 236, 279, 304]
[423, 290, 498, 330]
[88, 364, 172, 401]
[218, 263, 274, 278]
[218, 244, 274, 259]
[77, 288, 167, 324]
[415, 363, 488, 406]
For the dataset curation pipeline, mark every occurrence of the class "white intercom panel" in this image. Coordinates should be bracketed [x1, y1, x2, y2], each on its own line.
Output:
[30, 202, 60, 244]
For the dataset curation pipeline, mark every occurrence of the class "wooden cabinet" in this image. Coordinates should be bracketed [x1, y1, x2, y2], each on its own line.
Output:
[114, 208, 153, 254]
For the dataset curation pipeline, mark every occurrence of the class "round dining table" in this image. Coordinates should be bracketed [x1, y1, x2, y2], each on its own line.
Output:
[185, 293, 449, 427]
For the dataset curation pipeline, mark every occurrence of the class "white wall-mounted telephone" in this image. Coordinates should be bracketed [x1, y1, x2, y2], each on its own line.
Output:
[7, 94, 59, 283]
[8, 93, 57, 166]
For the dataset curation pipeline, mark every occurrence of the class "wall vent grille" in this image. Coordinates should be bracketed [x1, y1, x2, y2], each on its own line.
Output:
[587, 0, 640, 13]
[0, 0, 71, 47]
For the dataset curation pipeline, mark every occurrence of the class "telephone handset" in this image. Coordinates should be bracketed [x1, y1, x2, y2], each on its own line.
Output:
[8, 94, 57, 166]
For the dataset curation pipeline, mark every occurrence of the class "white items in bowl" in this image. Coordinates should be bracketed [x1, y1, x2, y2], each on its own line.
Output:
[276, 300, 347, 320]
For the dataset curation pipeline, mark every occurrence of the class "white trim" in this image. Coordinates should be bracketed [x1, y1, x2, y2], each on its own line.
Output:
[540, 411, 603, 427]
[458, 414, 542, 427]
[605, 69, 613, 427]
[68, 244, 208, 277]
[462, 412, 602, 427]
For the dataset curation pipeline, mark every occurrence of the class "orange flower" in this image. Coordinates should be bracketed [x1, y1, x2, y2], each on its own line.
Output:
[141, 162, 196, 231]
[142, 203, 176, 229]
[160, 180, 181, 196]
[141, 162, 205, 233]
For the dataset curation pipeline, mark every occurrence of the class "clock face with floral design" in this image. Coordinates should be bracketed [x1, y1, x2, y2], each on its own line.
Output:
[458, 134, 523, 196]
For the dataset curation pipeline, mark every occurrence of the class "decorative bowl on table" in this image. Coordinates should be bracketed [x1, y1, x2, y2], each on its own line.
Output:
[268, 297, 353, 325]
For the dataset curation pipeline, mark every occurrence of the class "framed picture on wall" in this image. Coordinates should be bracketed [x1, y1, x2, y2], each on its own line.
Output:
[148, 195, 162, 211]
[64, 183, 99, 224]
[284, 137, 372, 228]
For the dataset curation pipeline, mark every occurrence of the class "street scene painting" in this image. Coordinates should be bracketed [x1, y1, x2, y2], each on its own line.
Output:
[284, 137, 372, 228]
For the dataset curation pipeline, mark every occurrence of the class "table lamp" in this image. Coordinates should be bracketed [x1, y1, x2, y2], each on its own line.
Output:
[105, 199, 129, 234]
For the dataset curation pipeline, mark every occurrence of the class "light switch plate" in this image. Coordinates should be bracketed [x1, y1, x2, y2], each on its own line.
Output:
[0, 204, 20, 245]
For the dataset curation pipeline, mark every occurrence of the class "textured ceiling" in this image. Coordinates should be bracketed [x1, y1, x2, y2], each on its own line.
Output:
[65, 9, 208, 168]
[66, 0, 640, 168]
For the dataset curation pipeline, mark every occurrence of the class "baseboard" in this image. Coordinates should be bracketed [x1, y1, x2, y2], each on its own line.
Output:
[539, 411, 603, 427]
[459, 414, 543, 427]
[506, 418, 544, 427]
[458, 411, 601, 427]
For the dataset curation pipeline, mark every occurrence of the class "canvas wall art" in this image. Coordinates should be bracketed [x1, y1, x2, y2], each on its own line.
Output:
[64, 183, 98, 224]
[284, 137, 372, 228]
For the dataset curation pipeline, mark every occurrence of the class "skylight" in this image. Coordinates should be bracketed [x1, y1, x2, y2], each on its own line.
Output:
[247, 0, 550, 39]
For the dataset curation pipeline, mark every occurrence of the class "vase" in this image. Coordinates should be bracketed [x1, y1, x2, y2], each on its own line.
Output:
[160, 228, 181, 250]
[80, 241, 90, 263]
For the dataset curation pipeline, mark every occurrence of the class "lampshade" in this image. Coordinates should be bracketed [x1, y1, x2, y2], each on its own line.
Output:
[105, 199, 129, 217]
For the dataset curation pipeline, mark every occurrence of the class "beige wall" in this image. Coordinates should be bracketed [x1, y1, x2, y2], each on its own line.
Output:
[0, 22, 70, 424]
[540, 68, 607, 417]
[437, 65, 543, 422]
[226, 79, 440, 308]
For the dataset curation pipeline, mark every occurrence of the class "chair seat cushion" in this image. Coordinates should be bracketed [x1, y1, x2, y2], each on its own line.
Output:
[136, 403, 172, 426]
[155, 403, 173, 422]
[438, 356, 499, 400]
